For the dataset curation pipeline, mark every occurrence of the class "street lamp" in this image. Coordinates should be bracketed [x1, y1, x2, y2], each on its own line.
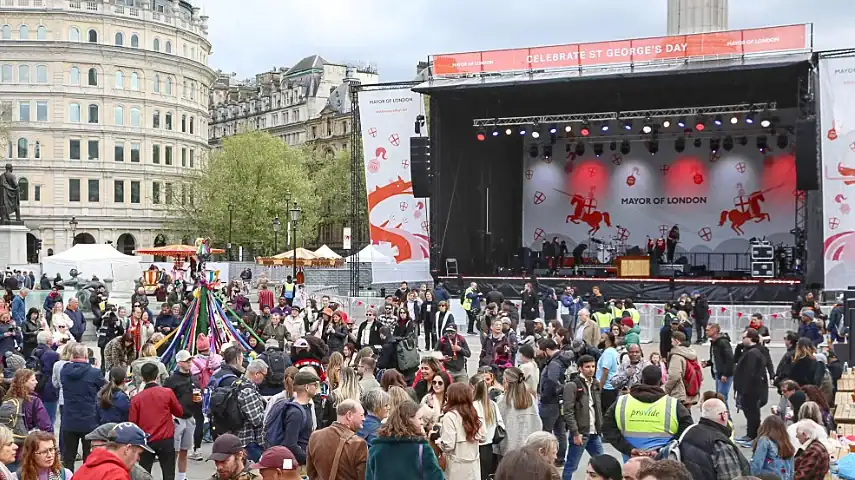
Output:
[289, 201, 301, 281]
[227, 203, 234, 260]
[69, 216, 78, 246]
[272, 216, 281, 254]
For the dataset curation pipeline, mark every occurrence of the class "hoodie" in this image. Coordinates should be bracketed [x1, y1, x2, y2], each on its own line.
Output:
[601, 384, 694, 456]
[623, 325, 641, 346]
[539, 350, 573, 405]
[664, 345, 699, 405]
[60, 361, 107, 432]
[74, 445, 131, 480]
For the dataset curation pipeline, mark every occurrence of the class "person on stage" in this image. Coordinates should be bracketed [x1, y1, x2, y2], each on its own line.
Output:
[666, 225, 680, 263]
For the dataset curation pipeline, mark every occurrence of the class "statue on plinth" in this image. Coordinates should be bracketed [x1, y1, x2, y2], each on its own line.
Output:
[0, 163, 20, 223]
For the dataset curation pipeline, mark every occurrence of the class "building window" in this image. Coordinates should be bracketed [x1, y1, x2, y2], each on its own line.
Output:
[18, 65, 29, 83]
[87, 68, 97, 86]
[190, 47, 195, 60]
[114, 32, 123, 46]
[36, 65, 47, 83]
[70, 66, 79, 85]
[165, 41, 171, 54]
[130, 107, 140, 127]
[34, 185, 40, 201]
[17, 138, 27, 158]
[130, 142, 140, 162]
[18, 102, 29, 122]
[152, 182, 160, 204]
[1, 65, 11, 82]
[165, 77, 172, 95]
[153, 74, 160, 93]
[88, 179, 99, 202]
[130, 34, 138, 48]
[181, 147, 186, 166]
[294, 110, 299, 121]
[130, 72, 138, 90]
[34, 141, 40, 159]
[152, 144, 160, 164]
[183, 80, 187, 98]
[88, 140, 99, 160]
[189, 117, 194, 134]
[183, 44, 187, 57]
[114, 142, 124, 162]
[37, 26, 46, 40]
[19, 25, 28, 40]
[130, 181, 140, 203]
[153, 38, 159, 51]
[18, 178, 27, 201]
[69, 139, 80, 160]
[115, 71, 123, 88]
[68, 179, 80, 202]
[87, 29, 97, 43]
[69, 27, 79, 42]
[153, 110, 160, 128]
[311, 126, 317, 139]
[165, 145, 172, 165]
[165, 112, 172, 130]
[35, 101, 47, 121]
[181, 114, 186, 132]
[68, 103, 80, 122]
[165, 183, 173, 203]
[114, 180, 124, 203]
[1, 25, 11, 39]
[88, 104, 98, 123]
[114, 106, 123, 125]
[189, 149, 194, 168]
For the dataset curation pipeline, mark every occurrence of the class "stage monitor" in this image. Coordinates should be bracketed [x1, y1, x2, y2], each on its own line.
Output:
[410, 136, 431, 198]
[795, 118, 819, 191]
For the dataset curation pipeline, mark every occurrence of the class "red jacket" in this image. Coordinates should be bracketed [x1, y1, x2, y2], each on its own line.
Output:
[130, 383, 183, 442]
[73, 447, 131, 480]
[258, 289, 275, 311]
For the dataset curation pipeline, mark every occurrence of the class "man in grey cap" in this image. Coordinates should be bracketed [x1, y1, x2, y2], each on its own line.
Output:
[262, 369, 319, 465]
[207, 433, 259, 480]
[84, 423, 154, 480]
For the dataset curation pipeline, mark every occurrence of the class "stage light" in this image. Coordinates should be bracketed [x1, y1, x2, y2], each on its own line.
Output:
[694, 138, 703, 148]
[745, 113, 755, 125]
[491, 128, 499, 137]
[777, 133, 789, 149]
[543, 145, 552, 158]
[675, 137, 685, 153]
[609, 141, 617, 151]
[564, 125, 572, 133]
[723, 136, 734, 151]
[575, 142, 586, 156]
[476, 130, 486, 141]
[642, 124, 653, 134]
[580, 126, 590, 137]
[600, 122, 609, 132]
[695, 119, 706, 131]
[620, 140, 631, 155]
[647, 139, 659, 155]
[662, 119, 671, 128]
[710, 138, 720, 153]
[623, 120, 632, 131]
[714, 115, 723, 127]
[519, 127, 527, 136]
[531, 131, 540, 139]
[738, 136, 748, 146]
[529, 145, 539, 158]
[505, 128, 513, 136]
[549, 125, 558, 135]
[677, 117, 686, 128]
[730, 115, 739, 124]
[760, 118, 772, 128]
[593, 143, 603, 157]
[757, 135, 768, 152]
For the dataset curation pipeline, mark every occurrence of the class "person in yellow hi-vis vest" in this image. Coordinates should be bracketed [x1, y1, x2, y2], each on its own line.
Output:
[609, 299, 624, 320]
[623, 299, 641, 326]
[591, 305, 613, 334]
[601, 364, 693, 461]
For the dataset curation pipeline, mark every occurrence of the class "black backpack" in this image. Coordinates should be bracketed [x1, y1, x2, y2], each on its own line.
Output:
[25, 350, 47, 393]
[208, 374, 245, 434]
[265, 351, 287, 387]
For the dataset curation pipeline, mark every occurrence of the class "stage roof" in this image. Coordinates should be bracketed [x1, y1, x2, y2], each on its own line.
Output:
[413, 53, 812, 93]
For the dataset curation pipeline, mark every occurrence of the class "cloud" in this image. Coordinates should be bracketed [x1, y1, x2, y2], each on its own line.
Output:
[202, 0, 855, 82]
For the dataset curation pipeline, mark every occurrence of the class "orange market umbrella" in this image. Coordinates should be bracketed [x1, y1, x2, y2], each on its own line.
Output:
[135, 244, 225, 257]
[256, 247, 322, 266]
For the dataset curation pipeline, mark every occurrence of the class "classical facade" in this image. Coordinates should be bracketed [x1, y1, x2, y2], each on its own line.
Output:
[0, 0, 217, 262]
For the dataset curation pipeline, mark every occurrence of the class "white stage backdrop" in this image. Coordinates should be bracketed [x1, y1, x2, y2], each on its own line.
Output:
[820, 55, 855, 290]
[522, 136, 796, 255]
[357, 88, 431, 284]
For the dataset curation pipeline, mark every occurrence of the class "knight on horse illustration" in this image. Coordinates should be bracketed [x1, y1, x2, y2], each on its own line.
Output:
[566, 190, 612, 235]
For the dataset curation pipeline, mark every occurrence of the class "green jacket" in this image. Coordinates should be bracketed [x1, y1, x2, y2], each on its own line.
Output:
[366, 436, 444, 480]
[624, 325, 641, 346]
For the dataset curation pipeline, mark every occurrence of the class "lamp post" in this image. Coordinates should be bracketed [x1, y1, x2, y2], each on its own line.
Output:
[284, 190, 292, 247]
[69, 216, 78, 246]
[289, 201, 301, 281]
[227, 203, 234, 260]
[272, 216, 281, 254]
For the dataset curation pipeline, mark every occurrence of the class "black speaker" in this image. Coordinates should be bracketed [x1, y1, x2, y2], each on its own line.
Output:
[796, 118, 819, 191]
[410, 136, 431, 198]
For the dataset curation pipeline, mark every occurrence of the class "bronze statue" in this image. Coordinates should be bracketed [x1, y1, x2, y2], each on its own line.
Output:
[0, 163, 20, 223]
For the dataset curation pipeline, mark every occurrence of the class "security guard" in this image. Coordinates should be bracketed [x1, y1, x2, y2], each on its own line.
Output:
[591, 304, 613, 334]
[602, 365, 693, 460]
[462, 282, 480, 334]
[281, 276, 295, 305]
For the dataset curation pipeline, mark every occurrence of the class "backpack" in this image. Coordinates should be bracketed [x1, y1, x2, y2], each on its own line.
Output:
[263, 399, 307, 449]
[265, 351, 288, 387]
[25, 351, 47, 393]
[655, 424, 697, 462]
[396, 337, 420, 371]
[207, 374, 245, 433]
[0, 398, 31, 444]
[683, 358, 703, 398]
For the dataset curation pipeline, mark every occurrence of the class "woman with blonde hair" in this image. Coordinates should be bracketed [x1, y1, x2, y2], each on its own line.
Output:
[495, 367, 542, 460]
[321, 367, 362, 427]
[129, 341, 168, 388]
[14, 431, 71, 480]
[326, 351, 344, 391]
[470, 376, 504, 478]
[524, 432, 559, 465]
[0, 426, 17, 480]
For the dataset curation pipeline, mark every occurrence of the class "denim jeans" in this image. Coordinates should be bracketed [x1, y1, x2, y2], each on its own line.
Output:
[563, 434, 604, 479]
[715, 376, 733, 409]
[539, 403, 567, 464]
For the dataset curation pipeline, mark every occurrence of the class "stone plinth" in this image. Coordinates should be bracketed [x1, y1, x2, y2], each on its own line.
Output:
[0, 224, 28, 268]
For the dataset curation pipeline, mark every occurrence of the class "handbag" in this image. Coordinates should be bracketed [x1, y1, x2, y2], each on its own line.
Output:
[491, 424, 506, 445]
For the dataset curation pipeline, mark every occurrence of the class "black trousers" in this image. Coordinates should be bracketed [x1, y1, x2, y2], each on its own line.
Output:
[479, 444, 496, 479]
[60, 429, 91, 472]
[466, 310, 477, 333]
[139, 437, 176, 480]
[742, 394, 762, 439]
[424, 324, 437, 350]
[694, 317, 709, 342]
[539, 403, 566, 464]
[193, 408, 205, 450]
[666, 242, 676, 263]
[601, 389, 619, 413]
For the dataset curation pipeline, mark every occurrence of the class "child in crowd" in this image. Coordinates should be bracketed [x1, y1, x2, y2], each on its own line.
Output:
[648, 352, 667, 385]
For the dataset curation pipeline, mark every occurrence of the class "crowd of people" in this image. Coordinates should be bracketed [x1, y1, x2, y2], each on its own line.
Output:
[0, 273, 843, 480]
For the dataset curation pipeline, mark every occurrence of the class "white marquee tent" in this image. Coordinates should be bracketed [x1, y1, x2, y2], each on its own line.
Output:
[314, 244, 342, 259]
[42, 244, 143, 290]
[345, 244, 393, 264]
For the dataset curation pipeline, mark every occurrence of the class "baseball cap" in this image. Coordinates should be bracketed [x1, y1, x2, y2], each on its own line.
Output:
[175, 350, 192, 362]
[208, 434, 244, 461]
[108, 422, 155, 453]
[444, 323, 457, 332]
[294, 370, 320, 386]
[250, 446, 299, 470]
[85, 423, 118, 442]
[294, 338, 309, 349]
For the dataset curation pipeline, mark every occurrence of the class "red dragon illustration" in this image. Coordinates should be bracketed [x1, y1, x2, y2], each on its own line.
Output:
[367, 177, 429, 262]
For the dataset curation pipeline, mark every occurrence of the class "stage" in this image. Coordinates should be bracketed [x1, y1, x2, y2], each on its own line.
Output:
[439, 275, 801, 303]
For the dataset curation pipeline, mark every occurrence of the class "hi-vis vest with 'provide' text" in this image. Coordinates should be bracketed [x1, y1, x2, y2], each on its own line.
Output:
[615, 394, 679, 451]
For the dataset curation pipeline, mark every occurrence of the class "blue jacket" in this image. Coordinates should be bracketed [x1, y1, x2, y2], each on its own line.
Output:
[32, 344, 60, 402]
[0, 322, 22, 358]
[749, 436, 793, 480]
[11, 296, 25, 326]
[357, 413, 382, 447]
[434, 287, 450, 302]
[97, 389, 130, 424]
[60, 361, 106, 432]
[797, 322, 823, 347]
[65, 308, 85, 338]
[154, 314, 178, 332]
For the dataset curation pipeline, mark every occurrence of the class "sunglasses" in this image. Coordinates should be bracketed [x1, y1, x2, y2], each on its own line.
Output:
[366, 313, 375, 317]
[432, 380, 444, 386]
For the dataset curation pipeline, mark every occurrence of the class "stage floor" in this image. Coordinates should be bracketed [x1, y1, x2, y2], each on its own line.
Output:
[438, 275, 801, 303]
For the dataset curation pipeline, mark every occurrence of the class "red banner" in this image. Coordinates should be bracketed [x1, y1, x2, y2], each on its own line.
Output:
[432, 24, 809, 76]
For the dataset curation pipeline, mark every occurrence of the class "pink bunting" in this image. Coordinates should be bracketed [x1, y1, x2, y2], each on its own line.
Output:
[657, 308, 664, 314]
[720, 307, 727, 313]
[737, 312, 743, 318]
[708, 309, 712, 315]
[772, 313, 778, 319]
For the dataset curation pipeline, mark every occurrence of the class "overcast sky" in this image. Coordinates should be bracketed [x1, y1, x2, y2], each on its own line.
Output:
[201, 0, 855, 82]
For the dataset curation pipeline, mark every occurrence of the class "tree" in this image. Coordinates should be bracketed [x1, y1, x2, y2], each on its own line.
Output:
[312, 148, 367, 246]
[167, 131, 320, 256]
